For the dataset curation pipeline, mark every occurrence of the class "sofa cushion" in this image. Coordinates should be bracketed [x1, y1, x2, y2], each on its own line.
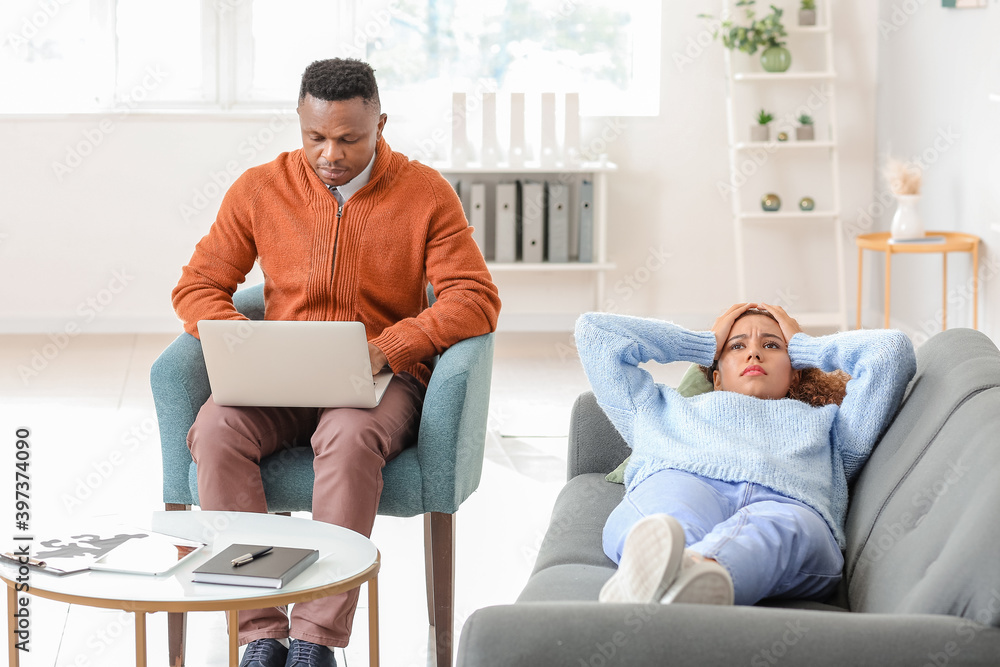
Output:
[848, 388, 1000, 620]
[844, 328, 1000, 622]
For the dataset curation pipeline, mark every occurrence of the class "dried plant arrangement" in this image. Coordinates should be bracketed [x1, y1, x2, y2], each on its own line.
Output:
[884, 157, 922, 195]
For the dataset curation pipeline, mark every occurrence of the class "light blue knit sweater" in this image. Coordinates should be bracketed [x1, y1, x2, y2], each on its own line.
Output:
[574, 313, 916, 548]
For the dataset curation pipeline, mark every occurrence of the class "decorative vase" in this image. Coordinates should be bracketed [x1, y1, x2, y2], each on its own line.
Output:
[890, 194, 925, 240]
[750, 125, 770, 142]
[760, 46, 792, 73]
[799, 196, 815, 211]
[761, 193, 781, 212]
[799, 9, 817, 26]
[796, 125, 815, 141]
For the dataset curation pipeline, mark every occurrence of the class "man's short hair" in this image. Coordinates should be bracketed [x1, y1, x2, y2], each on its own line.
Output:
[298, 58, 380, 111]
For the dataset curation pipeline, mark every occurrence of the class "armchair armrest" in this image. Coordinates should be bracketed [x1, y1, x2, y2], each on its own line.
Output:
[567, 391, 630, 481]
[416, 332, 495, 514]
[151, 284, 266, 504]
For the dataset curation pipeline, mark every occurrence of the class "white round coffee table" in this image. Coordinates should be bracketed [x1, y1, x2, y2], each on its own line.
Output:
[2, 511, 380, 667]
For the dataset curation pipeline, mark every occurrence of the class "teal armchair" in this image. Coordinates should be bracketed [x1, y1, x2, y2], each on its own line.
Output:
[151, 283, 495, 667]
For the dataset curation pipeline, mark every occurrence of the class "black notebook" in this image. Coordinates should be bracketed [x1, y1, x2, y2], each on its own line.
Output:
[192, 544, 319, 588]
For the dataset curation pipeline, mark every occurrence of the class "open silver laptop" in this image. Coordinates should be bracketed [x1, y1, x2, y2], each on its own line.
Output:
[198, 320, 393, 408]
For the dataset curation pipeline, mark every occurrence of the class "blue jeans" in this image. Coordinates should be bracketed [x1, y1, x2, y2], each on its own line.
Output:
[604, 469, 844, 606]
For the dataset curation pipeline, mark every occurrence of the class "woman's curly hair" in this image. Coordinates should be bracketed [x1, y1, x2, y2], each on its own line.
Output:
[700, 308, 850, 407]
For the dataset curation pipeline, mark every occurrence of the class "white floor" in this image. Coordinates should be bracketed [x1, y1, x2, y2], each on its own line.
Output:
[0, 331, 687, 666]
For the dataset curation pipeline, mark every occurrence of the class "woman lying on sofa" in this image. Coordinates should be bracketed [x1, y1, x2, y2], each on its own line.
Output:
[574, 303, 916, 606]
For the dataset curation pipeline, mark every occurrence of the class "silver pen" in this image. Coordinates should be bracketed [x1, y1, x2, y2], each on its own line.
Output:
[231, 546, 273, 567]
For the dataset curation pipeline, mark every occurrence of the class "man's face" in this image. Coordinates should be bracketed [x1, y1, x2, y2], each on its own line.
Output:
[713, 314, 798, 400]
[297, 94, 386, 188]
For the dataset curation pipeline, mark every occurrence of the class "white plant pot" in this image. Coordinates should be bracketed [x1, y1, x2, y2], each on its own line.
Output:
[750, 125, 770, 142]
[799, 9, 817, 26]
[796, 125, 815, 141]
[890, 194, 925, 240]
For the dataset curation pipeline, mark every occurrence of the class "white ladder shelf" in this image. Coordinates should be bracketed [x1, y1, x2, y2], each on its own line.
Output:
[721, 0, 848, 330]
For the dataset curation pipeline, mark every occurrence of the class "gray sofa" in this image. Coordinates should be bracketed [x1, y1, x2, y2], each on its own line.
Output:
[458, 327, 1000, 666]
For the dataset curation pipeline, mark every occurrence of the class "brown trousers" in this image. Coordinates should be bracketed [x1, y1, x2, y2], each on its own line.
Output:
[187, 373, 425, 647]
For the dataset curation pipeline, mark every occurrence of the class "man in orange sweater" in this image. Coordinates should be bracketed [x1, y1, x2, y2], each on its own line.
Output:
[172, 59, 500, 667]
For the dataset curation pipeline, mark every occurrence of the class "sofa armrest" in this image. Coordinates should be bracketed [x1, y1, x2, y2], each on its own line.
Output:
[568, 392, 631, 481]
[458, 603, 1000, 667]
[416, 332, 495, 513]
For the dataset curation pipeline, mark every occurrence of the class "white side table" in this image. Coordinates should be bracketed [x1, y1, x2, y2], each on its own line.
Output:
[2, 511, 380, 667]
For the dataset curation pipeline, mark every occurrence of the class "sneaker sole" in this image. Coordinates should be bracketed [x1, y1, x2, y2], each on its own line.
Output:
[661, 561, 735, 606]
[599, 514, 685, 603]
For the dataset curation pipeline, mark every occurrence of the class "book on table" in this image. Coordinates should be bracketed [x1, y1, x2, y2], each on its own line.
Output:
[192, 544, 319, 588]
[888, 235, 947, 244]
[1, 527, 206, 576]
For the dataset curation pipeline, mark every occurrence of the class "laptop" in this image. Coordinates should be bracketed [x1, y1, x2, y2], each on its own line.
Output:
[198, 320, 393, 408]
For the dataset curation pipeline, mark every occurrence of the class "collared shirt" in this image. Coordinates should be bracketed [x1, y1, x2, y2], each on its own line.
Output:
[327, 150, 376, 202]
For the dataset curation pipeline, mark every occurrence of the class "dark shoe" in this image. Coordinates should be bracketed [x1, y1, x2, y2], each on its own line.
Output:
[286, 639, 337, 667]
[240, 638, 289, 667]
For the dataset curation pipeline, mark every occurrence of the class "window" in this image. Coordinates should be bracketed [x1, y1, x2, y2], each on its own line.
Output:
[366, 0, 661, 117]
[1, 0, 110, 112]
[0, 0, 659, 116]
[115, 0, 208, 105]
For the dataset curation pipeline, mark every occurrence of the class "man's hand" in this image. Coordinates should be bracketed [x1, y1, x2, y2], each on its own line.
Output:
[711, 302, 757, 360]
[759, 302, 802, 343]
[368, 342, 389, 376]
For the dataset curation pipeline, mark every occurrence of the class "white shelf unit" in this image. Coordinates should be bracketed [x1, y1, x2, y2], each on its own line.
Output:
[722, 1, 848, 331]
[436, 161, 618, 331]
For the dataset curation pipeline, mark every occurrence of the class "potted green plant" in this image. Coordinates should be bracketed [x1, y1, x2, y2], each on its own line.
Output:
[796, 113, 815, 140]
[799, 0, 817, 26]
[751, 108, 773, 142]
[700, 1, 791, 73]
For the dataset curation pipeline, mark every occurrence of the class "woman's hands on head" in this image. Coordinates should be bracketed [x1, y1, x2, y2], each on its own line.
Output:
[711, 302, 803, 362]
[711, 302, 757, 361]
[759, 303, 802, 344]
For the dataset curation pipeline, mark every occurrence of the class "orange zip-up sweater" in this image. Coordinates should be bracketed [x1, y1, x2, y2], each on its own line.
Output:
[171, 137, 501, 386]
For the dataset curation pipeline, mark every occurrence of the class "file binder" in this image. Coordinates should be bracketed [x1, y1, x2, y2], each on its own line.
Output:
[495, 182, 518, 263]
[520, 181, 545, 263]
[546, 182, 570, 263]
[468, 183, 486, 256]
[578, 179, 594, 263]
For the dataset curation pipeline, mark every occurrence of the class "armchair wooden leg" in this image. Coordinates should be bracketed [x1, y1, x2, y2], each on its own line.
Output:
[165, 504, 191, 667]
[424, 512, 455, 667]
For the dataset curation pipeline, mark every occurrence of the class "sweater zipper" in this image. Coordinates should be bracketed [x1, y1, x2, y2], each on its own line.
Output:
[330, 202, 342, 296]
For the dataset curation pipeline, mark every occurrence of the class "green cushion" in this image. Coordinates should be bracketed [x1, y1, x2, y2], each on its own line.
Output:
[604, 363, 714, 484]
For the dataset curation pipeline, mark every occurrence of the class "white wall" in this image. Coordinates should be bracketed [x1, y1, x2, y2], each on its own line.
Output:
[872, 0, 1000, 345]
[0, 1, 882, 335]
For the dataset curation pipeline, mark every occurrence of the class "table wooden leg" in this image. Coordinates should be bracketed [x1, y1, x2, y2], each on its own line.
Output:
[973, 242, 979, 329]
[884, 251, 892, 329]
[942, 253, 948, 331]
[135, 612, 147, 667]
[7, 585, 18, 667]
[369, 576, 380, 667]
[856, 247, 863, 329]
[229, 610, 239, 667]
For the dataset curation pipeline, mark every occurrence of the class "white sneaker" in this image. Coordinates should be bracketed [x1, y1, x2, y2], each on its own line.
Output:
[660, 550, 734, 605]
[599, 514, 686, 603]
